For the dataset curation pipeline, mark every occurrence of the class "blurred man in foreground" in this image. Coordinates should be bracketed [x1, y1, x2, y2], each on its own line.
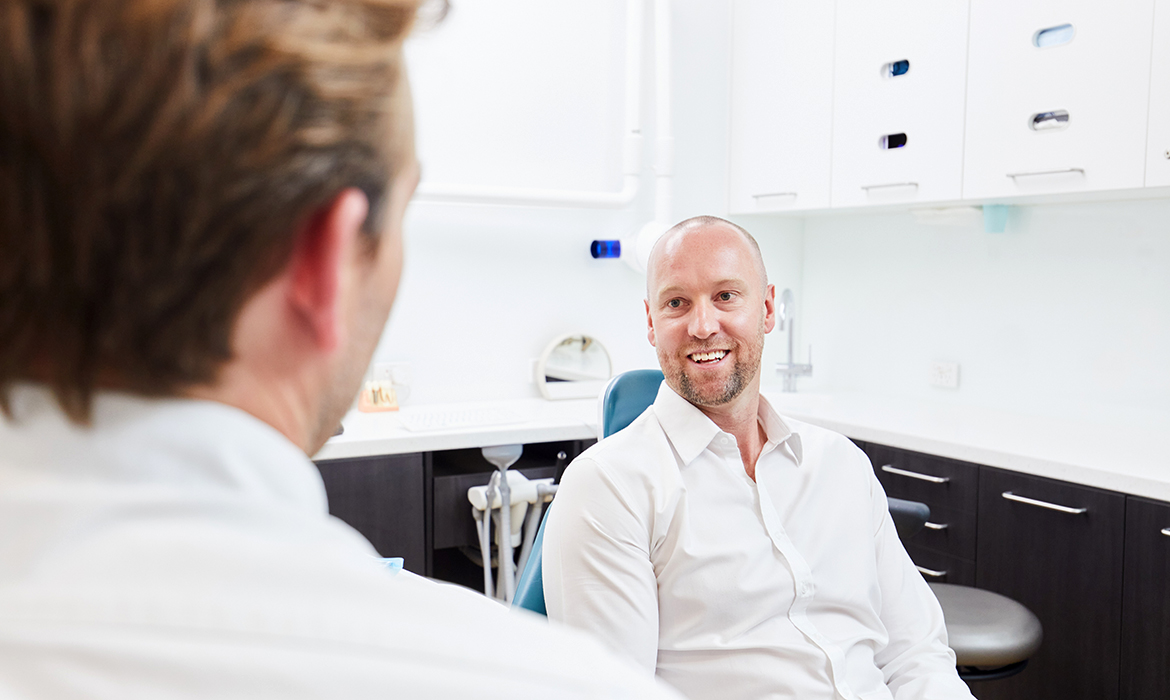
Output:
[0, 1, 680, 697]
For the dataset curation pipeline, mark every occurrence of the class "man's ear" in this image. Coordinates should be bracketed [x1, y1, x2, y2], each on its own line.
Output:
[285, 188, 370, 354]
[763, 283, 777, 334]
[645, 299, 656, 347]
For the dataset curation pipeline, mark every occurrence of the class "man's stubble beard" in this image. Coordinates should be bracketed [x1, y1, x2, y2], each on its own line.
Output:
[660, 317, 766, 408]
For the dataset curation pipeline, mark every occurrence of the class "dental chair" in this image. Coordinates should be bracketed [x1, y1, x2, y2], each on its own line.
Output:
[514, 370, 1042, 684]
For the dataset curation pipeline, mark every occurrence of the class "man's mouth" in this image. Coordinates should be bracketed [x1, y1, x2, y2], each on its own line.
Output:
[688, 349, 728, 364]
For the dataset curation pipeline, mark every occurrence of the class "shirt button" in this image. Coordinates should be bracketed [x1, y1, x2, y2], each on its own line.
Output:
[720, 437, 730, 445]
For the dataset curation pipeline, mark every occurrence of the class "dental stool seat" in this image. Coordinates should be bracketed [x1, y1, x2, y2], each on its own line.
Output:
[929, 582, 1043, 681]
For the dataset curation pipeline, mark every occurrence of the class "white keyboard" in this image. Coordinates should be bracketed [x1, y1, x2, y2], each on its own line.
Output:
[399, 406, 528, 433]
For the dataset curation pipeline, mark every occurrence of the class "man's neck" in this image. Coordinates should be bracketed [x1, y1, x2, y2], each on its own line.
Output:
[697, 383, 767, 481]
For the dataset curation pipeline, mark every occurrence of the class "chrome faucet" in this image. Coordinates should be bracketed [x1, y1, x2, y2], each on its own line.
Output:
[775, 288, 813, 392]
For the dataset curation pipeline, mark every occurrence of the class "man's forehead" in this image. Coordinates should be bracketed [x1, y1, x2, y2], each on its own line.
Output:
[647, 222, 765, 295]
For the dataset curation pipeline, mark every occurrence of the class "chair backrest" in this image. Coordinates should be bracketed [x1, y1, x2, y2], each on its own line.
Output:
[512, 505, 551, 615]
[600, 369, 665, 438]
[887, 497, 930, 539]
[513, 370, 664, 615]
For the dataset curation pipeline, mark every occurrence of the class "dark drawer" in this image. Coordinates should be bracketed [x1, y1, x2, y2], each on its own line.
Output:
[432, 466, 556, 550]
[902, 502, 976, 561]
[905, 543, 975, 587]
[1121, 496, 1170, 700]
[868, 444, 978, 514]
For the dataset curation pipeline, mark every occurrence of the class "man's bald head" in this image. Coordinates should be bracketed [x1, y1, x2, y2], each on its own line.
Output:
[646, 216, 768, 298]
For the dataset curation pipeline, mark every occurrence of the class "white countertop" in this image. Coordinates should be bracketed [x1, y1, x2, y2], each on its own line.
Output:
[761, 390, 1170, 503]
[315, 390, 1170, 503]
[314, 397, 599, 461]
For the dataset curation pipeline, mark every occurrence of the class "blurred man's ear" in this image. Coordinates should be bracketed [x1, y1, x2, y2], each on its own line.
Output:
[286, 188, 370, 354]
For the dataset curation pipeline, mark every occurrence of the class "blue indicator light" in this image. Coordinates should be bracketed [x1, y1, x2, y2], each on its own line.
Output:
[591, 240, 621, 259]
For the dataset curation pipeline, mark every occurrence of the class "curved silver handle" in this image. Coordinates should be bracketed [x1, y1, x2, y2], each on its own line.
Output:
[916, 565, 947, 578]
[1007, 167, 1085, 179]
[1002, 491, 1087, 515]
[881, 465, 950, 484]
[861, 181, 919, 191]
[1161, 528, 1170, 537]
[924, 521, 949, 531]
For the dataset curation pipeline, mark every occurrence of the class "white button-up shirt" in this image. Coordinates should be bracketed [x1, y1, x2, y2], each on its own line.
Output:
[543, 383, 974, 700]
[0, 387, 681, 700]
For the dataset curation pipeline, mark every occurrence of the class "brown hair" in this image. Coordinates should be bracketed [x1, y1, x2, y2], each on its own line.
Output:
[0, 0, 423, 422]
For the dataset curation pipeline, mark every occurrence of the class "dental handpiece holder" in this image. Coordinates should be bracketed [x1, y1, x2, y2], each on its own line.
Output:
[469, 445, 557, 603]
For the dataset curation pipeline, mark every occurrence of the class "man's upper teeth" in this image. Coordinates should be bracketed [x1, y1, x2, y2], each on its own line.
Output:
[692, 350, 726, 361]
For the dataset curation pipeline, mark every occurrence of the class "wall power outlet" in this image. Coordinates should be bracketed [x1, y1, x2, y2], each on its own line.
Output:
[928, 361, 960, 389]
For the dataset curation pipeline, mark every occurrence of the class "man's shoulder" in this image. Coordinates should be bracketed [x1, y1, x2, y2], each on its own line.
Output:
[578, 408, 675, 470]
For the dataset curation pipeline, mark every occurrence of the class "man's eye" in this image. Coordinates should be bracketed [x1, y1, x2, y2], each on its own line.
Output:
[718, 292, 734, 302]
[667, 299, 682, 308]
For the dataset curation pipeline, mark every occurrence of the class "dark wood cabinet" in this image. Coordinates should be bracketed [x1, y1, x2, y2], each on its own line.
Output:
[1120, 496, 1170, 700]
[866, 445, 979, 586]
[315, 452, 430, 575]
[314, 439, 594, 586]
[971, 468, 1126, 700]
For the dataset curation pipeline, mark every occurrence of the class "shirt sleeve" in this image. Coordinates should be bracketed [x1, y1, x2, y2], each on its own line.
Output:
[869, 472, 977, 700]
[542, 455, 661, 675]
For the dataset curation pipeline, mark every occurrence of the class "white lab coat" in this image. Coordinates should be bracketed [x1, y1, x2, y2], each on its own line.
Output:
[0, 386, 681, 700]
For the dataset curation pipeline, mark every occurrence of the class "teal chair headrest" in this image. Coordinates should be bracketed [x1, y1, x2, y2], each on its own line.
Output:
[601, 369, 665, 438]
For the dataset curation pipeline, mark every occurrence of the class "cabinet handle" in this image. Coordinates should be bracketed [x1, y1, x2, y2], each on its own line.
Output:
[861, 181, 918, 192]
[752, 192, 797, 199]
[1001, 491, 1088, 515]
[916, 565, 947, 578]
[1007, 167, 1084, 180]
[924, 521, 949, 531]
[1161, 528, 1170, 537]
[881, 464, 950, 484]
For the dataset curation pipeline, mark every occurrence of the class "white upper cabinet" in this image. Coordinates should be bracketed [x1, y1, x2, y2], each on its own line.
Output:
[963, 0, 1156, 199]
[1146, 0, 1170, 187]
[728, 0, 835, 214]
[831, 0, 970, 208]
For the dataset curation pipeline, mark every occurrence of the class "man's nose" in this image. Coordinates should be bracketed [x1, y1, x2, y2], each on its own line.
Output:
[688, 301, 719, 339]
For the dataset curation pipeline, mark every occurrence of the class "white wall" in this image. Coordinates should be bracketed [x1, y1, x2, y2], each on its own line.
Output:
[374, 1, 812, 406]
[798, 199, 1170, 421]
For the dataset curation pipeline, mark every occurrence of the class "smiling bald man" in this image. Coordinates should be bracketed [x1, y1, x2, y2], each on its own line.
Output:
[543, 216, 975, 700]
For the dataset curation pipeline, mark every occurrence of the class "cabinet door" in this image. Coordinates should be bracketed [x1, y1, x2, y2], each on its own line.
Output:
[963, 0, 1155, 199]
[831, 0, 969, 207]
[316, 453, 429, 575]
[727, 0, 834, 214]
[973, 468, 1125, 700]
[1146, 0, 1170, 186]
[1120, 496, 1170, 700]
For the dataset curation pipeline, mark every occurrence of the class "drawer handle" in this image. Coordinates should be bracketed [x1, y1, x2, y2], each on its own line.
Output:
[916, 565, 948, 579]
[1007, 167, 1084, 180]
[1002, 491, 1088, 515]
[924, 521, 949, 531]
[1161, 528, 1170, 537]
[862, 181, 918, 191]
[752, 191, 797, 200]
[881, 464, 950, 484]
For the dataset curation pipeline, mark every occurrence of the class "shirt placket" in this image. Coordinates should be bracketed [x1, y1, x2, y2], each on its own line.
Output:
[754, 453, 859, 700]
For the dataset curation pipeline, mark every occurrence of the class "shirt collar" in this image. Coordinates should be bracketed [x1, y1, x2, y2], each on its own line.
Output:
[0, 385, 329, 513]
[652, 382, 803, 467]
